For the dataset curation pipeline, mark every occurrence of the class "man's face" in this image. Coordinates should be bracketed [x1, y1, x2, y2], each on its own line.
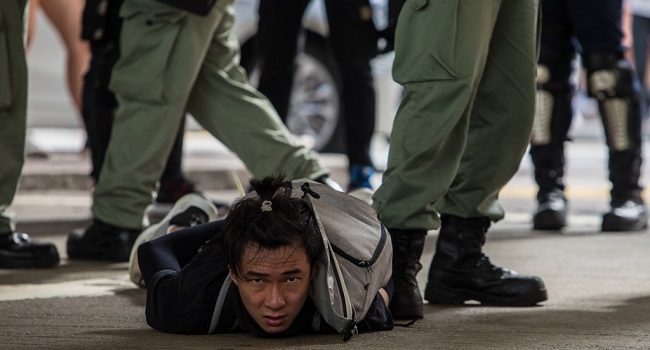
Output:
[230, 244, 315, 334]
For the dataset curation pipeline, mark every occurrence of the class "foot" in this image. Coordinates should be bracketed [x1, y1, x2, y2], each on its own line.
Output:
[388, 229, 426, 319]
[0, 232, 59, 268]
[67, 220, 141, 262]
[129, 193, 218, 287]
[425, 256, 547, 306]
[391, 276, 424, 319]
[602, 200, 648, 232]
[533, 189, 567, 230]
[348, 164, 375, 191]
[425, 215, 547, 306]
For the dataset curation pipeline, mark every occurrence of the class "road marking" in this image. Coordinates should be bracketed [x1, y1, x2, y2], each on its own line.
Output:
[503, 212, 601, 226]
[500, 184, 618, 199]
[0, 278, 135, 301]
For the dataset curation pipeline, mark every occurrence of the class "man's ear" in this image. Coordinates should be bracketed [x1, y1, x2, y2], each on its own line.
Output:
[310, 264, 318, 281]
[228, 265, 238, 286]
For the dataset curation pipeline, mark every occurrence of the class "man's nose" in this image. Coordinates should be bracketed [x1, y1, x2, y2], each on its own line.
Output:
[265, 284, 286, 310]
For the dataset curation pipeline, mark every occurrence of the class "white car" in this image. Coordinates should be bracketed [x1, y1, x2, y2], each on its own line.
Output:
[232, 0, 402, 152]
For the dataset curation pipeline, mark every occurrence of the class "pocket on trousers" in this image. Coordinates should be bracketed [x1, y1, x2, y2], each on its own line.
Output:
[109, 5, 186, 103]
[0, 14, 13, 109]
[393, 0, 459, 84]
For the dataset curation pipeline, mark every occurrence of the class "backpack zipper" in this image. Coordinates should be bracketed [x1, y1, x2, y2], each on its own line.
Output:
[330, 224, 388, 267]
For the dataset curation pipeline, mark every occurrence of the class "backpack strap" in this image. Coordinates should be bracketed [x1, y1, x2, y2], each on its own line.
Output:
[208, 275, 233, 334]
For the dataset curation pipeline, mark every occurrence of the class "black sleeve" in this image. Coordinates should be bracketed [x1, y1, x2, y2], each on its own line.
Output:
[355, 292, 394, 333]
[138, 221, 224, 285]
[142, 223, 232, 334]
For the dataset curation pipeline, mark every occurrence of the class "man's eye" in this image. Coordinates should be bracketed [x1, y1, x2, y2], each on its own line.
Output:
[252, 279, 263, 284]
[286, 277, 299, 283]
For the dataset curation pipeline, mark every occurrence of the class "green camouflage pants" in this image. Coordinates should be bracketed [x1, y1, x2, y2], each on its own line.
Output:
[0, 0, 29, 233]
[373, 0, 540, 230]
[93, 0, 326, 229]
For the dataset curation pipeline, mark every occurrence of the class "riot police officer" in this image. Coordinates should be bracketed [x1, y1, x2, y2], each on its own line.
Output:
[531, 0, 647, 232]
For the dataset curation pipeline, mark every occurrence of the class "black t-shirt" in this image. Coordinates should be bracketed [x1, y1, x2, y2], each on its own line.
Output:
[144, 238, 392, 336]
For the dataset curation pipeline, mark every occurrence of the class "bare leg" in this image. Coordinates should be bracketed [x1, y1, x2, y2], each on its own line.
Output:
[26, 0, 40, 50]
[39, 0, 90, 115]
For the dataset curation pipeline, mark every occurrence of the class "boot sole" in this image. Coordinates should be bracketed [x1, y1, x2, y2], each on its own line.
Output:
[601, 215, 649, 231]
[424, 282, 548, 306]
[533, 210, 566, 231]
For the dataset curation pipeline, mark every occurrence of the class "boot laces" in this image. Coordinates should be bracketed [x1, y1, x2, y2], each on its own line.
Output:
[476, 255, 503, 274]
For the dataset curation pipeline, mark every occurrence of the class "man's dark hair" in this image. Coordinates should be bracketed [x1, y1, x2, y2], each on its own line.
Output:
[221, 175, 324, 280]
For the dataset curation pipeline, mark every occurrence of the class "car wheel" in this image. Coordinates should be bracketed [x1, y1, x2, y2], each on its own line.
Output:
[240, 33, 343, 152]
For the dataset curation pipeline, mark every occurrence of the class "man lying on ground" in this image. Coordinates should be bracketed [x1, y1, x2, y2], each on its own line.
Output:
[132, 175, 394, 336]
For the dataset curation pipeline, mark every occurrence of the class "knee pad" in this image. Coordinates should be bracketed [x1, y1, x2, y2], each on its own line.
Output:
[584, 53, 637, 99]
[532, 51, 575, 146]
[533, 64, 555, 145]
[584, 53, 643, 152]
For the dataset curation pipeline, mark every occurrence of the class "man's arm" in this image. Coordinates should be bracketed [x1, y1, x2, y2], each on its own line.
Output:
[355, 290, 394, 332]
[139, 224, 231, 334]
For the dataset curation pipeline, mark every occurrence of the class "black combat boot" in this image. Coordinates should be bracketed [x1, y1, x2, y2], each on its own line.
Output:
[67, 220, 141, 262]
[424, 215, 547, 306]
[533, 189, 568, 230]
[529, 145, 568, 231]
[0, 232, 59, 268]
[389, 229, 427, 319]
[602, 151, 647, 231]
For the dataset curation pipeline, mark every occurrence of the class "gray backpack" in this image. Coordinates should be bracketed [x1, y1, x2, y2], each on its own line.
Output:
[208, 179, 392, 340]
[292, 179, 392, 340]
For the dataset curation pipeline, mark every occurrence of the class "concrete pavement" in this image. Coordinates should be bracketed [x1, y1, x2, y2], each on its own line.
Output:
[2, 131, 650, 349]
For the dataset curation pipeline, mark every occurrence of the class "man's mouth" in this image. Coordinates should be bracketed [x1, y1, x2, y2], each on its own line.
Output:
[263, 315, 286, 327]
